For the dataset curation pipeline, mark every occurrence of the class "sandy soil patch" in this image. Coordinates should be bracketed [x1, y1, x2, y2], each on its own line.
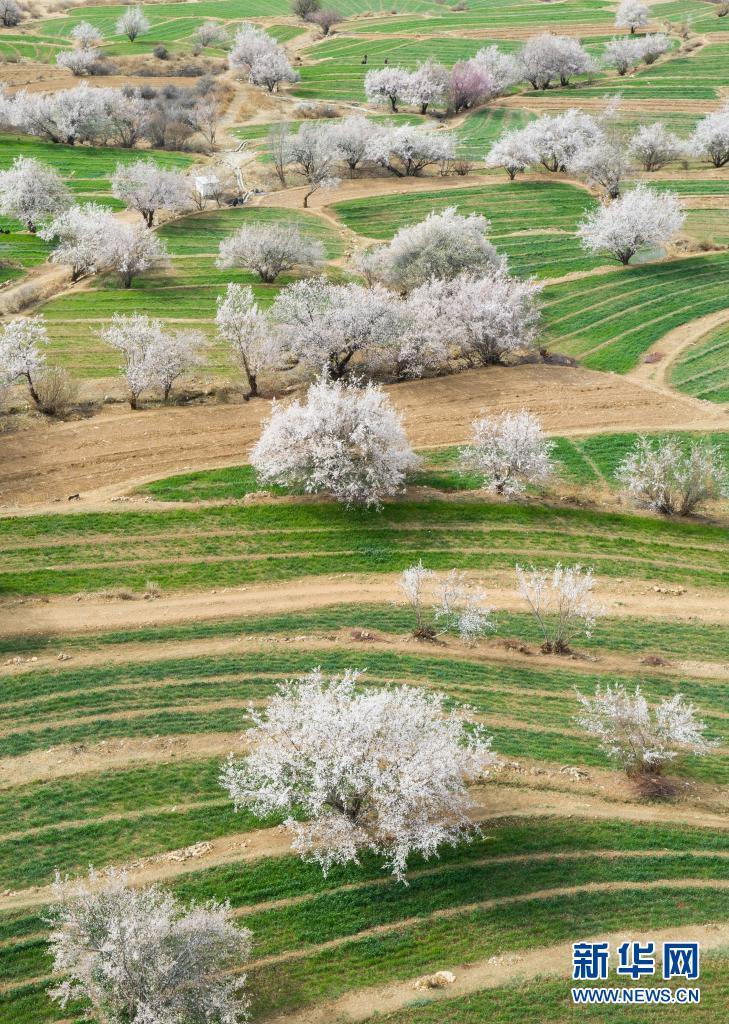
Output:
[1, 363, 725, 509]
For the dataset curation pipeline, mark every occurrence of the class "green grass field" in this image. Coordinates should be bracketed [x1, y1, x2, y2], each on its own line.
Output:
[671, 322, 729, 404]
[541, 253, 729, 372]
[36, 206, 343, 376]
[1, 491, 728, 596]
[333, 181, 606, 278]
[136, 431, 729, 501]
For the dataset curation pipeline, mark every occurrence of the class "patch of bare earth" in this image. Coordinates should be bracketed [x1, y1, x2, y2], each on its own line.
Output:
[1, 364, 725, 508]
[262, 923, 729, 1024]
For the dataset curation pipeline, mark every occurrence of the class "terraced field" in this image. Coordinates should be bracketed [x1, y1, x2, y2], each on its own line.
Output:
[2, 493, 729, 596]
[35, 206, 343, 376]
[2, 600, 729, 1023]
[333, 181, 608, 278]
[138, 431, 729, 500]
[671, 323, 729, 404]
[2, 0, 729, 1020]
[540, 252, 729, 372]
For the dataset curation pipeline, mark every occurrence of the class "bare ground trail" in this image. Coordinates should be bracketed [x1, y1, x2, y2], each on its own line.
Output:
[628, 307, 729, 392]
[4, 782, 729, 911]
[261, 923, 729, 1024]
[4, 566, 729, 640]
[1, 363, 726, 509]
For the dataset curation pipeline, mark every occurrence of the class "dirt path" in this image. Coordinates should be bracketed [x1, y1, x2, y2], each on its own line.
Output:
[262, 922, 729, 1024]
[5, 782, 729, 911]
[628, 307, 729, 392]
[4, 568, 729, 641]
[2, 363, 725, 509]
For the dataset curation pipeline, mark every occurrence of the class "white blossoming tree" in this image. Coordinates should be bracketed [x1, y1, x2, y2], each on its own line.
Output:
[229, 24, 298, 92]
[329, 113, 376, 175]
[405, 59, 450, 114]
[517, 109, 604, 172]
[628, 122, 686, 171]
[220, 669, 495, 878]
[39, 202, 116, 281]
[284, 122, 341, 207]
[56, 47, 100, 76]
[603, 36, 644, 75]
[0, 316, 48, 406]
[0, 0, 22, 27]
[690, 104, 729, 167]
[216, 221, 324, 282]
[367, 124, 454, 177]
[400, 561, 495, 645]
[362, 207, 505, 293]
[48, 868, 251, 1024]
[484, 131, 537, 179]
[473, 45, 523, 95]
[0, 155, 70, 232]
[115, 4, 150, 42]
[100, 313, 205, 406]
[364, 66, 411, 112]
[577, 184, 684, 264]
[104, 221, 170, 288]
[111, 160, 193, 227]
[567, 139, 632, 198]
[616, 435, 729, 515]
[215, 283, 276, 398]
[249, 49, 300, 92]
[70, 21, 104, 48]
[518, 33, 593, 90]
[194, 20, 229, 49]
[459, 410, 555, 496]
[271, 277, 403, 378]
[575, 685, 714, 777]
[639, 32, 669, 64]
[615, 0, 650, 33]
[250, 375, 419, 506]
[411, 270, 542, 366]
[516, 563, 603, 653]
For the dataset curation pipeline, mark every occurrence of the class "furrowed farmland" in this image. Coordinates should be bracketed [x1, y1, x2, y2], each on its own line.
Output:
[1, 0, 729, 1021]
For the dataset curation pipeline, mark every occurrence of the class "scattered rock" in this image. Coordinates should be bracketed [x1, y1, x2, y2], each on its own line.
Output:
[351, 629, 377, 641]
[640, 655, 671, 667]
[57, 653, 72, 662]
[652, 586, 686, 596]
[502, 639, 534, 656]
[413, 971, 456, 990]
[560, 765, 590, 780]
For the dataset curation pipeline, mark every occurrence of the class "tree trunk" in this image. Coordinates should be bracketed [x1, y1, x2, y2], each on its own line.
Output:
[389, 96, 398, 112]
[143, 210, 155, 228]
[121, 272, 133, 288]
[26, 373, 39, 407]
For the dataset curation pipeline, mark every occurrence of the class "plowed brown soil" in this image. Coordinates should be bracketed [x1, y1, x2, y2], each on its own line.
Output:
[1, 364, 724, 509]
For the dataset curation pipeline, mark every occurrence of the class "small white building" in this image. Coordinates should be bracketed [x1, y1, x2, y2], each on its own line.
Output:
[194, 174, 220, 199]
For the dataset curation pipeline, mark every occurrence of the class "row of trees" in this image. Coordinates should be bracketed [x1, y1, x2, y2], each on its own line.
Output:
[0, 80, 220, 151]
[249, 378, 729, 514]
[361, 28, 668, 120]
[486, 103, 729, 184]
[269, 117, 458, 205]
[5, 314, 724, 519]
